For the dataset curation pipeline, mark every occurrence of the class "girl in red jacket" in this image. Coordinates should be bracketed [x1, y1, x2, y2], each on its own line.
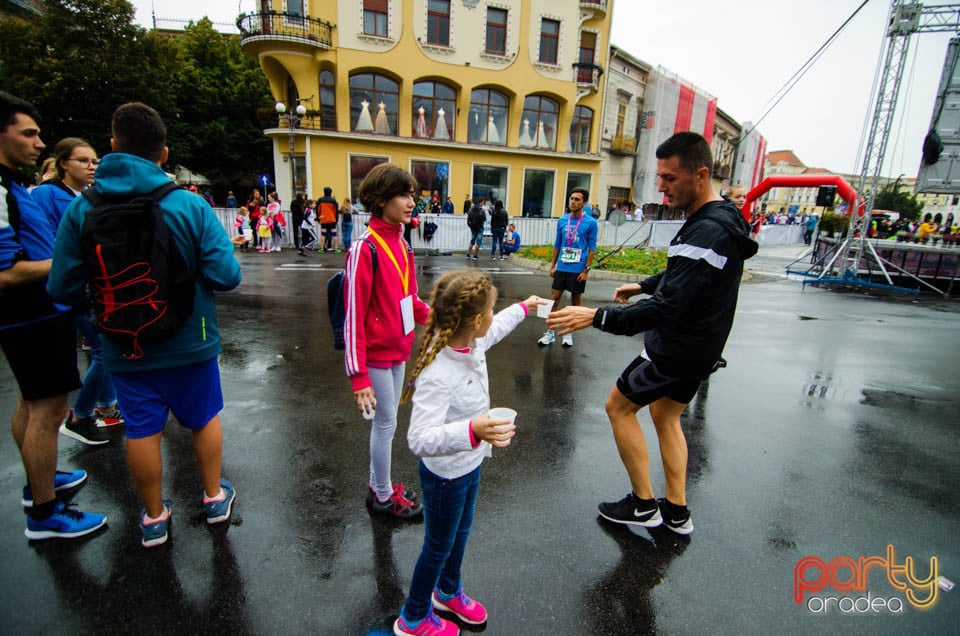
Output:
[344, 164, 430, 519]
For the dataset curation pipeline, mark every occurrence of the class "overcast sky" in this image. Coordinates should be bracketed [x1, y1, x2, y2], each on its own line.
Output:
[131, 0, 953, 179]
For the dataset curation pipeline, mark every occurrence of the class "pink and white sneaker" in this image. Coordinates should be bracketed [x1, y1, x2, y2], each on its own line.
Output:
[432, 587, 487, 625]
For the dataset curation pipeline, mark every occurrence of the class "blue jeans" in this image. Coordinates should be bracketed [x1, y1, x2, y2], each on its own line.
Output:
[341, 222, 353, 251]
[401, 462, 481, 622]
[72, 314, 117, 418]
[490, 228, 505, 256]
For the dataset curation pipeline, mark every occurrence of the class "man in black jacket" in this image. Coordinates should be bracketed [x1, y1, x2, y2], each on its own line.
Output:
[548, 132, 757, 535]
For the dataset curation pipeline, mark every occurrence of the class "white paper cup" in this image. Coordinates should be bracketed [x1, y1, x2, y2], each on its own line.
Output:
[536, 302, 552, 319]
[488, 407, 517, 425]
[243, 228, 253, 241]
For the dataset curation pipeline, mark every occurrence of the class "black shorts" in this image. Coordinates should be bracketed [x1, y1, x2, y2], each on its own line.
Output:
[0, 313, 81, 401]
[552, 270, 586, 294]
[616, 355, 701, 407]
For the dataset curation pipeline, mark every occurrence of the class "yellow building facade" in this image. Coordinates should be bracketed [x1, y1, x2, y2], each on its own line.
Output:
[239, 0, 612, 217]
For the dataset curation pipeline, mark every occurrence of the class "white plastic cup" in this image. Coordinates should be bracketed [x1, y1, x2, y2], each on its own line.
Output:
[243, 228, 253, 242]
[536, 301, 552, 319]
[488, 407, 517, 425]
[362, 403, 376, 420]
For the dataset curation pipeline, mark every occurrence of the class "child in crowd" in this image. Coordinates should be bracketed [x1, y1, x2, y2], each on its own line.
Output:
[344, 164, 430, 520]
[234, 207, 249, 252]
[266, 192, 283, 252]
[393, 270, 543, 635]
[257, 207, 273, 253]
[340, 197, 354, 252]
[301, 199, 318, 250]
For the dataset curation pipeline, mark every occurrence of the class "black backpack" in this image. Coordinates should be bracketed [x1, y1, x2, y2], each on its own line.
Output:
[327, 236, 412, 350]
[467, 206, 485, 230]
[79, 182, 195, 360]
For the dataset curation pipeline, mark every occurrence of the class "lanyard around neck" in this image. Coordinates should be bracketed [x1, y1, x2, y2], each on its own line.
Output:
[367, 228, 409, 295]
[565, 213, 584, 246]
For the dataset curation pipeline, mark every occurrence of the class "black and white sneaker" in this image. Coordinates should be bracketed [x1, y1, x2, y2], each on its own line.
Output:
[658, 498, 694, 535]
[60, 412, 110, 446]
[598, 493, 663, 527]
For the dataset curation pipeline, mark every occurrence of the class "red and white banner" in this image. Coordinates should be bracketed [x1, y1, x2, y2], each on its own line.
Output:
[633, 66, 719, 207]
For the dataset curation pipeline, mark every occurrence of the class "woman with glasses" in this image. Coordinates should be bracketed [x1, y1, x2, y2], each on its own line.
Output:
[32, 138, 119, 447]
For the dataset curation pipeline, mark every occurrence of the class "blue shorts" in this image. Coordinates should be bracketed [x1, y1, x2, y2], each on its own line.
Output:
[469, 230, 483, 246]
[111, 357, 224, 439]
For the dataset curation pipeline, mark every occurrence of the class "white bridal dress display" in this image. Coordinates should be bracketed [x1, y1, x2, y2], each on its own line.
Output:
[536, 120, 552, 149]
[433, 108, 450, 141]
[484, 115, 501, 144]
[355, 99, 374, 132]
[518, 118, 534, 147]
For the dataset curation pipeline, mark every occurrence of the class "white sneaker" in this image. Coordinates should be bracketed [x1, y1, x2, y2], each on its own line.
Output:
[538, 330, 555, 346]
[562, 333, 573, 348]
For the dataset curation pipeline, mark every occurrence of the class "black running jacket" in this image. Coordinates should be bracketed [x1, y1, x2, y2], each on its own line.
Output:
[592, 199, 758, 378]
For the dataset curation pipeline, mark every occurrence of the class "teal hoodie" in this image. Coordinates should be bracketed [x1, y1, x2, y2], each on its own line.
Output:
[47, 153, 241, 372]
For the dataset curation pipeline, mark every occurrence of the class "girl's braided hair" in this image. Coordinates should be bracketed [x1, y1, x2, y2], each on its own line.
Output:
[401, 270, 495, 403]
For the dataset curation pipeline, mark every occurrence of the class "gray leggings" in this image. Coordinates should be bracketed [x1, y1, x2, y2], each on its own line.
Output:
[368, 364, 405, 502]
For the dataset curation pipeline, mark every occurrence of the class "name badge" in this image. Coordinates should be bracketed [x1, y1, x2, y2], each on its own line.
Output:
[560, 246, 582, 264]
[401, 295, 415, 335]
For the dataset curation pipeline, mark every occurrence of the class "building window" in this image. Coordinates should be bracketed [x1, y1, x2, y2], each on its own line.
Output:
[285, 0, 306, 25]
[539, 18, 559, 65]
[568, 106, 592, 153]
[427, 0, 450, 47]
[519, 95, 559, 150]
[522, 168, 555, 217]
[363, 0, 388, 37]
[607, 186, 631, 213]
[413, 81, 456, 140]
[577, 31, 596, 82]
[349, 72, 399, 135]
[566, 172, 592, 205]
[468, 88, 509, 145]
[485, 7, 507, 55]
[411, 160, 450, 205]
[350, 155, 389, 205]
[615, 102, 626, 139]
[472, 165, 508, 205]
[319, 70, 336, 131]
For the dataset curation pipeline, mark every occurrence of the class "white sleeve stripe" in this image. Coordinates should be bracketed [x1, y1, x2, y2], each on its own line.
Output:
[668, 243, 728, 270]
[343, 239, 364, 375]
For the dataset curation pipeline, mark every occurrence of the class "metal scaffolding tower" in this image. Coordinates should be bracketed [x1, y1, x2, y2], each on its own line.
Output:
[812, 1, 960, 294]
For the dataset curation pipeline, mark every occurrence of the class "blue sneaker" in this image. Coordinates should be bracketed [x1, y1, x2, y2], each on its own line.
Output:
[21, 469, 88, 507]
[24, 501, 107, 540]
[203, 478, 236, 525]
[140, 500, 172, 548]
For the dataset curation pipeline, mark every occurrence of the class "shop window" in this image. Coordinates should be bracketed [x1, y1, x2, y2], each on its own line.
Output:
[468, 88, 509, 145]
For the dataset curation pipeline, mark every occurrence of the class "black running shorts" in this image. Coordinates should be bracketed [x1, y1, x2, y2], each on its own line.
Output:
[551, 270, 586, 294]
[0, 313, 81, 401]
[616, 355, 701, 407]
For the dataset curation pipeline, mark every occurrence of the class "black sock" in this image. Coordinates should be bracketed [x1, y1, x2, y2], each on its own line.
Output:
[662, 498, 688, 516]
[631, 494, 656, 511]
[30, 499, 57, 521]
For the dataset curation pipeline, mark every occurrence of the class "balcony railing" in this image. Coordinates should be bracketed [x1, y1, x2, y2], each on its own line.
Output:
[573, 62, 604, 92]
[579, 0, 608, 17]
[237, 11, 334, 49]
[608, 135, 636, 155]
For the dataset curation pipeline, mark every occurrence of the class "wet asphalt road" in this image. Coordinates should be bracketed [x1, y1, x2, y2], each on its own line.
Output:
[1, 247, 958, 635]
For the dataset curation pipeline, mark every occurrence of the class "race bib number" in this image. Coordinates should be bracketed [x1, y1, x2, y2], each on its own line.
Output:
[401, 295, 415, 335]
[560, 247, 582, 264]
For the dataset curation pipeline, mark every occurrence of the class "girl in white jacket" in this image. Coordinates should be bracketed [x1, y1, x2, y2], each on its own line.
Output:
[393, 270, 543, 636]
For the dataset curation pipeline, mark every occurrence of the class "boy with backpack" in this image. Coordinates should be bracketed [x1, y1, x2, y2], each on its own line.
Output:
[48, 102, 244, 548]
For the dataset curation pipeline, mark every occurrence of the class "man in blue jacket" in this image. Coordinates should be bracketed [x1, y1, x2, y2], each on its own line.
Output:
[48, 102, 244, 548]
[0, 92, 106, 541]
[548, 132, 758, 535]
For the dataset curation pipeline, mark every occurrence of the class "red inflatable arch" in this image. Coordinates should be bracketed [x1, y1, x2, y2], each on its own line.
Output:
[742, 175, 859, 222]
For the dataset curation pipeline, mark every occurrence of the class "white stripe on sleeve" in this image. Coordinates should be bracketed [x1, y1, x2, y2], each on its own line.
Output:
[668, 243, 728, 270]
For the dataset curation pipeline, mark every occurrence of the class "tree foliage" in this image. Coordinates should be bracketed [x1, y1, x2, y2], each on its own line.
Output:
[0, 1, 273, 188]
[873, 177, 924, 222]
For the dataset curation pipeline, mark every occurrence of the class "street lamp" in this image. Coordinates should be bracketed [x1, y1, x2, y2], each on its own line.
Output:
[275, 100, 308, 206]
